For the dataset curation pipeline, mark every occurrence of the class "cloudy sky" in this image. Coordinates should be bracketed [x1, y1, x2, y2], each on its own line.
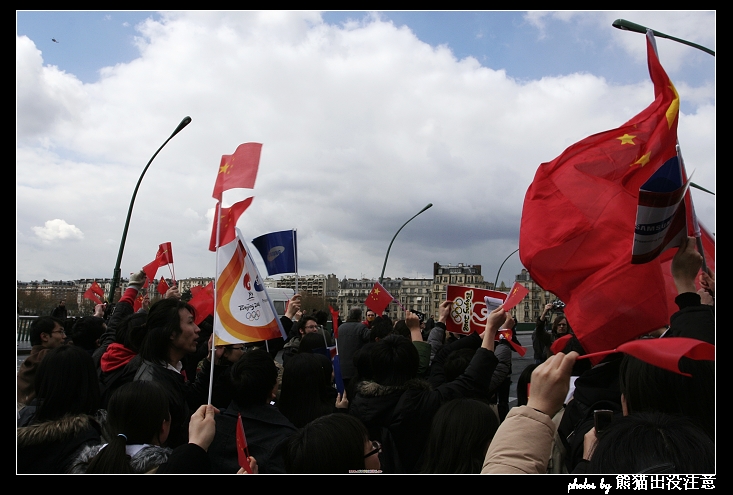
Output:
[17, 11, 715, 287]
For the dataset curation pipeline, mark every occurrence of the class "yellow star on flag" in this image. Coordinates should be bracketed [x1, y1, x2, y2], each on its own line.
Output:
[219, 161, 232, 174]
[617, 134, 636, 145]
[631, 152, 651, 167]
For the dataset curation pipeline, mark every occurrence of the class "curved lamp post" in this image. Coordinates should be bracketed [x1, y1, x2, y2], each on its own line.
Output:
[379, 203, 433, 284]
[108, 116, 192, 303]
[494, 248, 519, 289]
[612, 19, 715, 56]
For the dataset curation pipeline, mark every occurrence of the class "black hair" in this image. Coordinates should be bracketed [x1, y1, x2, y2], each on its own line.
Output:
[298, 332, 328, 354]
[230, 349, 278, 407]
[368, 316, 392, 342]
[33, 345, 101, 423]
[70, 316, 105, 351]
[116, 311, 149, 353]
[392, 319, 410, 338]
[85, 381, 170, 474]
[420, 398, 499, 473]
[139, 298, 196, 363]
[284, 414, 369, 473]
[588, 411, 715, 474]
[443, 348, 476, 383]
[315, 310, 328, 327]
[619, 354, 714, 440]
[369, 334, 418, 387]
[278, 353, 334, 428]
[29, 316, 64, 346]
[298, 315, 318, 336]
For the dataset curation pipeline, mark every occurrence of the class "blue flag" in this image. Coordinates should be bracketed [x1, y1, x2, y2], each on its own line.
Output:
[252, 230, 297, 275]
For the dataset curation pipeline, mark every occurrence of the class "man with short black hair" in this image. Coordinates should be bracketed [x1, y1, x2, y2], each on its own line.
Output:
[207, 350, 297, 473]
[17, 316, 67, 405]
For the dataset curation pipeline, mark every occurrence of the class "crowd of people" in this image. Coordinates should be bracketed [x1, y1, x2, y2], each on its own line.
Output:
[16, 236, 714, 474]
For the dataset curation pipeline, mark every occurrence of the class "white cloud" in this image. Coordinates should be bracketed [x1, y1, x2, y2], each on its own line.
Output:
[32, 219, 85, 242]
[15, 12, 715, 284]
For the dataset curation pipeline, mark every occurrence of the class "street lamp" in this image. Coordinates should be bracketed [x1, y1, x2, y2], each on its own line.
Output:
[108, 116, 192, 303]
[612, 19, 715, 56]
[494, 248, 519, 289]
[379, 203, 433, 284]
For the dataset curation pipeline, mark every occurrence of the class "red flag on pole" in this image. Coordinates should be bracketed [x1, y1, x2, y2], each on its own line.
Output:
[365, 282, 394, 315]
[156, 242, 174, 266]
[142, 259, 159, 282]
[157, 277, 170, 296]
[90, 281, 105, 298]
[236, 413, 254, 473]
[329, 306, 340, 339]
[133, 293, 144, 312]
[208, 197, 255, 252]
[189, 281, 214, 325]
[518, 31, 682, 355]
[212, 143, 262, 202]
[83, 287, 103, 305]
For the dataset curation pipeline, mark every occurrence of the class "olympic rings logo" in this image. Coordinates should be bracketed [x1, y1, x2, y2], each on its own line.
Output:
[245, 310, 261, 320]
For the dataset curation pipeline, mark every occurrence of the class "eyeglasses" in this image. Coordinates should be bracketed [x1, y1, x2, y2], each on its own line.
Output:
[364, 440, 381, 459]
[303, 325, 319, 330]
[51, 329, 66, 335]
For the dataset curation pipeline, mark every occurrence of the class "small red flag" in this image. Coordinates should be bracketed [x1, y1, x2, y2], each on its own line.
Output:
[142, 259, 159, 282]
[502, 282, 529, 312]
[90, 281, 105, 297]
[497, 329, 527, 356]
[190, 285, 204, 297]
[236, 413, 254, 473]
[157, 277, 170, 296]
[133, 293, 144, 312]
[212, 143, 262, 202]
[83, 287, 103, 305]
[365, 282, 394, 315]
[189, 281, 214, 325]
[329, 306, 340, 340]
[208, 197, 254, 251]
[156, 242, 174, 266]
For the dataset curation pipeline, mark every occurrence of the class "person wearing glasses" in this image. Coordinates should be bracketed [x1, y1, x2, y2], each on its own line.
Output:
[281, 315, 326, 366]
[17, 316, 67, 406]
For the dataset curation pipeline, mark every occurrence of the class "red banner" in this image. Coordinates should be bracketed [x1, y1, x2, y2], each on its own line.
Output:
[445, 285, 507, 335]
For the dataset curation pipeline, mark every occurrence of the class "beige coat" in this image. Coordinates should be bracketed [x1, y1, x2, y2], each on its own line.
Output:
[481, 405, 556, 474]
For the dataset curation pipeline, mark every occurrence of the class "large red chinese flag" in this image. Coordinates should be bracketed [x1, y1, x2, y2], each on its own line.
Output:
[365, 282, 394, 315]
[212, 143, 262, 201]
[189, 281, 214, 325]
[519, 32, 681, 355]
[208, 197, 254, 251]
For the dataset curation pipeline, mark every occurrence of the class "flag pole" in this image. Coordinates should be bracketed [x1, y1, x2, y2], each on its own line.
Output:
[676, 144, 708, 274]
[207, 201, 223, 405]
[293, 229, 298, 295]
